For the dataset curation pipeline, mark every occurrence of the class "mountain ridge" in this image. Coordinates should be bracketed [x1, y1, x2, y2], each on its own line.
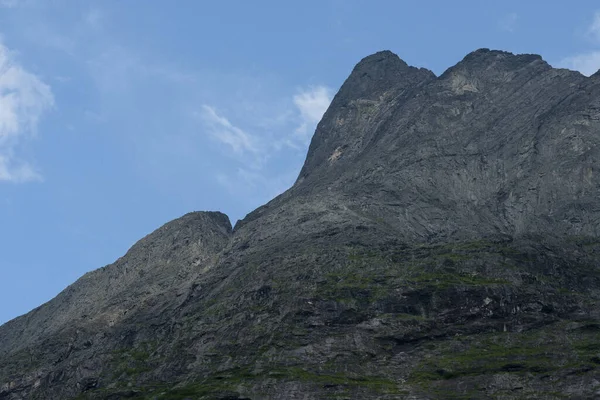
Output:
[2, 48, 600, 400]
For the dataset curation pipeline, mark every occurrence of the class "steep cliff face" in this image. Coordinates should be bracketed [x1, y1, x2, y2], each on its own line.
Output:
[294, 49, 598, 240]
[2, 49, 600, 400]
[296, 50, 436, 184]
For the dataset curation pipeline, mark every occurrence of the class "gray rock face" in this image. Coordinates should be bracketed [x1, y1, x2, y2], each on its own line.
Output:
[295, 49, 598, 241]
[0, 212, 231, 398]
[297, 50, 435, 185]
[2, 49, 600, 400]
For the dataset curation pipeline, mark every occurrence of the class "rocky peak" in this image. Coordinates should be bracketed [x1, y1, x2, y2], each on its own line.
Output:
[0, 211, 232, 359]
[296, 50, 435, 185]
[437, 48, 550, 93]
[458, 48, 544, 68]
[291, 48, 596, 242]
[124, 211, 232, 260]
[331, 50, 435, 104]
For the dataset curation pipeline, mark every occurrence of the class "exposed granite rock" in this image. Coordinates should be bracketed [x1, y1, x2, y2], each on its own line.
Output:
[2, 49, 600, 400]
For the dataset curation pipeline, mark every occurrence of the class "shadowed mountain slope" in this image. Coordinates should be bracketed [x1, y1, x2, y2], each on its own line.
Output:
[2, 49, 600, 400]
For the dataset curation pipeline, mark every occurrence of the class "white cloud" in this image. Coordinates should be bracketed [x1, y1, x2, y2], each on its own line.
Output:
[0, 42, 53, 182]
[558, 12, 600, 76]
[199, 105, 258, 155]
[560, 51, 600, 76]
[498, 13, 518, 33]
[293, 86, 332, 138]
[199, 85, 332, 162]
[199, 84, 332, 207]
[294, 86, 332, 123]
[557, 12, 600, 76]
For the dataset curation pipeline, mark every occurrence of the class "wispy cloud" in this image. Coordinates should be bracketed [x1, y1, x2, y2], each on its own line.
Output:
[293, 85, 333, 138]
[198, 85, 332, 163]
[198, 105, 258, 155]
[21, 4, 332, 205]
[498, 13, 518, 33]
[0, 42, 54, 182]
[198, 85, 332, 206]
[559, 12, 600, 76]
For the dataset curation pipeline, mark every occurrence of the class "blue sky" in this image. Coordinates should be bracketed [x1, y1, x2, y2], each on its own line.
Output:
[1, 0, 600, 325]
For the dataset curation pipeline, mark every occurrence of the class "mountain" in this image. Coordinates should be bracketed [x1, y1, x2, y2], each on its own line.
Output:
[2, 49, 600, 400]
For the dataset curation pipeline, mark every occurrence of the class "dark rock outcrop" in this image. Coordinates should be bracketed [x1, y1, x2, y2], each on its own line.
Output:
[2, 49, 600, 400]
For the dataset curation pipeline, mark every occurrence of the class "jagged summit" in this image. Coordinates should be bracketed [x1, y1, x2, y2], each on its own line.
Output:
[3, 49, 600, 399]
[331, 50, 435, 103]
[459, 47, 544, 66]
[231, 48, 600, 261]
[297, 48, 558, 186]
[246, 47, 595, 239]
[296, 50, 435, 185]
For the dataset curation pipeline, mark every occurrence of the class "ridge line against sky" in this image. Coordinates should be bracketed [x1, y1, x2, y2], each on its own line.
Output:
[1, 0, 600, 325]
